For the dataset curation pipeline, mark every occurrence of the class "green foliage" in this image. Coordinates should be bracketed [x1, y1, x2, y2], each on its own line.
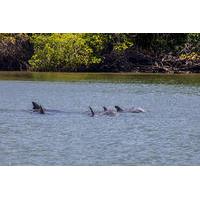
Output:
[112, 34, 133, 53]
[113, 40, 132, 52]
[29, 33, 134, 71]
[83, 33, 107, 55]
[29, 34, 102, 71]
[134, 33, 188, 53]
[0, 33, 199, 72]
[187, 33, 200, 52]
[84, 33, 133, 54]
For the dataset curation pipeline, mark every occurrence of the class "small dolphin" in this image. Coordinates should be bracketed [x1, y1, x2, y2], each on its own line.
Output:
[102, 106, 116, 116]
[115, 105, 145, 113]
[88, 106, 116, 117]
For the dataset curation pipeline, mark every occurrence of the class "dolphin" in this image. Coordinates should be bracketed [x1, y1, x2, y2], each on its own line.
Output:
[88, 106, 116, 117]
[115, 105, 145, 113]
[102, 106, 116, 116]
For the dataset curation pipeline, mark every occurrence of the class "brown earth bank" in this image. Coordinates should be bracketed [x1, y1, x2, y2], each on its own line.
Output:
[88, 50, 199, 74]
[0, 38, 199, 73]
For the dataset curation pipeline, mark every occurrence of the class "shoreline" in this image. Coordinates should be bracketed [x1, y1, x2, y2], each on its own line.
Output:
[1, 71, 200, 85]
[0, 70, 200, 75]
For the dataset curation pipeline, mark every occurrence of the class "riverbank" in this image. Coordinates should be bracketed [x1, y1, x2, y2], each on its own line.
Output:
[1, 71, 200, 85]
[1, 33, 199, 73]
[90, 48, 200, 74]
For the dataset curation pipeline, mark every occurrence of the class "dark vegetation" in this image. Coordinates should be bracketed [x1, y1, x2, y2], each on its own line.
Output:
[0, 33, 199, 73]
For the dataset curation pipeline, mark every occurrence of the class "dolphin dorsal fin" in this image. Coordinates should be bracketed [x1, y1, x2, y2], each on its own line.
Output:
[103, 106, 108, 111]
[89, 106, 95, 117]
[115, 106, 123, 112]
[32, 101, 41, 110]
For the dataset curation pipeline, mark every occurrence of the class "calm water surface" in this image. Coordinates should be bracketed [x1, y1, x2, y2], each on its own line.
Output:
[0, 72, 200, 165]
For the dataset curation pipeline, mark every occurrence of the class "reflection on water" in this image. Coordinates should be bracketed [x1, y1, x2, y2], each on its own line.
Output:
[0, 72, 200, 165]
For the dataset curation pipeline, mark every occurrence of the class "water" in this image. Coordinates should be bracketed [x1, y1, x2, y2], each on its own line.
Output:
[0, 72, 200, 165]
